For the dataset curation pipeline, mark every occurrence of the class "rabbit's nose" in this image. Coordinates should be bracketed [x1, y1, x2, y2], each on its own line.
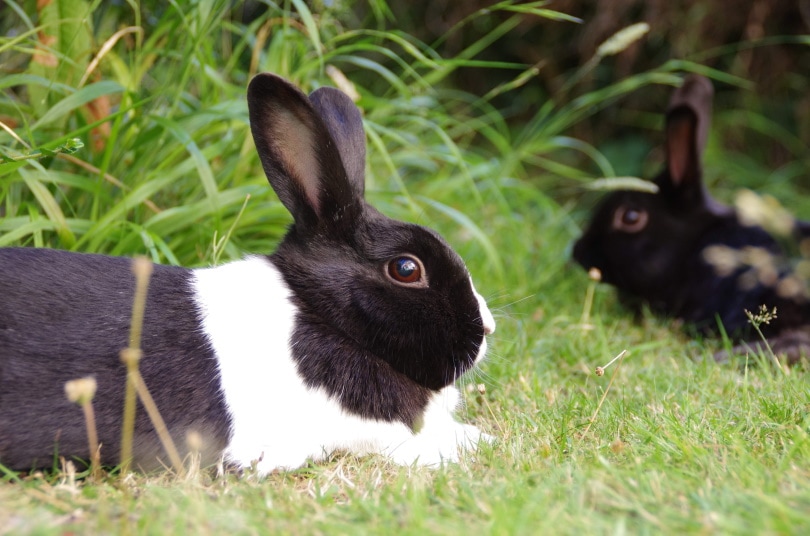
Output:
[481, 308, 496, 335]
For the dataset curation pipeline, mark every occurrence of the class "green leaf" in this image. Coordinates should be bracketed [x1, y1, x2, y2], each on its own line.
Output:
[586, 177, 660, 193]
[0, 138, 84, 164]
[33, 81, 123, 128]
[150, 115, 219, 206]
[18, 166, 76, 246]
[0, 219, 58, 247]
[290, 0, 323, 65]
[0, 73, 73, 93]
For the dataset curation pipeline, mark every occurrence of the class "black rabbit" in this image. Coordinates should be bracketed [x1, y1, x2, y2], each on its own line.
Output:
[573, 74, 810, 363]
[0, 74, 496, 473]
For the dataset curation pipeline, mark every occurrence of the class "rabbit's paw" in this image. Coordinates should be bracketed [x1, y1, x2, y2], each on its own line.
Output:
[386, 421, 488, 467]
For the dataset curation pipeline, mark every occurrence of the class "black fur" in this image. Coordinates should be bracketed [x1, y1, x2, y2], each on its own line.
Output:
[0, 248, 230, 471]
[573, 75, 810, 354]
[272, 208, 483, 427]
[249, 74, 485, 426]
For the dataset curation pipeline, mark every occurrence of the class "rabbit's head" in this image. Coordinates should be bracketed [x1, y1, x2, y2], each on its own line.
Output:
[248, 74, 495, 396]
[573, 75, 735, 303]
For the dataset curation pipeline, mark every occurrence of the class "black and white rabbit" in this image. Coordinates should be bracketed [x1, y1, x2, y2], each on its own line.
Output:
[0, 73, 496, 473]
[573, 74, 810, 362]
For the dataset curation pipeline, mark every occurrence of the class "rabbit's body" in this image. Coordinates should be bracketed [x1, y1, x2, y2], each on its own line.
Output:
[0, 248, 230, 471]
[573, 75, 810, 358]
[0, 74, 495, 473]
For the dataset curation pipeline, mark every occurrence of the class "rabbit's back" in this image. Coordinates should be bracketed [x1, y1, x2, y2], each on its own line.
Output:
[0, 248, 232, 470]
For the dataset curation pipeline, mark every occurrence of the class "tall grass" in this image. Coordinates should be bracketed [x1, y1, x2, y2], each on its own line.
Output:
[0, 1, 702, 279]
[1, 1, 809, 534]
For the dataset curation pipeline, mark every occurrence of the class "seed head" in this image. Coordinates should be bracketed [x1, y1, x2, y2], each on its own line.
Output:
[65, 377, 97, 405]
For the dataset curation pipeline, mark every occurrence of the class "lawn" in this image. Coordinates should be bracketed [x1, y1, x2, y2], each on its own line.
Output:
[1, 1, 809, 534]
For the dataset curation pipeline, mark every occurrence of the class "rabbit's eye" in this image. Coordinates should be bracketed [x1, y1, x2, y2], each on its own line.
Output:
[613, 206, 648, 233]
[387, 256, 425, 286]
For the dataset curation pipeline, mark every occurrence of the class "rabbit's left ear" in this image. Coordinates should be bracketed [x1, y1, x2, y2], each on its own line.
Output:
[662, 75, 714, 200]
[247, 73, 361, 231]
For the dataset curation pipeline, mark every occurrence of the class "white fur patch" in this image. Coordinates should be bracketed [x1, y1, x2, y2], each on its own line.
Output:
[192, 257, 489, 473]
[471, 278, 495, 364]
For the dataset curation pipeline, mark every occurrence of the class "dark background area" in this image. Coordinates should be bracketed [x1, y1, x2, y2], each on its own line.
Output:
[379, 0, 810, 175]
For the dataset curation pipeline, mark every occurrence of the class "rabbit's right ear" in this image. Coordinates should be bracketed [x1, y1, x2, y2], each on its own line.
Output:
[247, 74, 362, 232]
[308, 87, 366, 198]
[661, 75, 714, 202]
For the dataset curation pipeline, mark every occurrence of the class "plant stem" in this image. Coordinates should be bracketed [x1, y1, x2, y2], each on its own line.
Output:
[119, 257, 153, 473]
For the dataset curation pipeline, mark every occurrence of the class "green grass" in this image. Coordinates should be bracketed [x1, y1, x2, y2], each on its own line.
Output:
[1, 1, 809, 534]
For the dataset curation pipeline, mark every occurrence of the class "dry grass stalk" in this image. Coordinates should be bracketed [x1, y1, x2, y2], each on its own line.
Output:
[64, 377, 101, 480]
[582, 349, 629, 439]
[118, 257, 187, 476]
[119, 256, 152, 473]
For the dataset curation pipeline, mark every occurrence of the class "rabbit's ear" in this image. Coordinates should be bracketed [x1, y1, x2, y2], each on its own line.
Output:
[664, 106, 701, 187]
[247, 73, 361, 230]
[309, 87, 366, 198]
[668, 75, 713, 154]
[663, 75, 713, 191]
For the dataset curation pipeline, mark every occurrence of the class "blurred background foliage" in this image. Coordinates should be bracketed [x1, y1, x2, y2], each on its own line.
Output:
[0, 0, 808, 286]
[372, 0, 810, 196]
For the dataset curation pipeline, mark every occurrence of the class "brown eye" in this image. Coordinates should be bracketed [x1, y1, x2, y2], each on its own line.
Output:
[612, 206, 648, 233]
[387, 256, 424, 285]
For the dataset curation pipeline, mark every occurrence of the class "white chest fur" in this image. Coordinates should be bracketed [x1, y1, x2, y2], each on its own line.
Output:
[191, 256, 487, 473]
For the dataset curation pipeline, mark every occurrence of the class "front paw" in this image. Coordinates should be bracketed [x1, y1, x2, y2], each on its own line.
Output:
[457, 423, 491, 450]
[387, 422, 490, 467]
